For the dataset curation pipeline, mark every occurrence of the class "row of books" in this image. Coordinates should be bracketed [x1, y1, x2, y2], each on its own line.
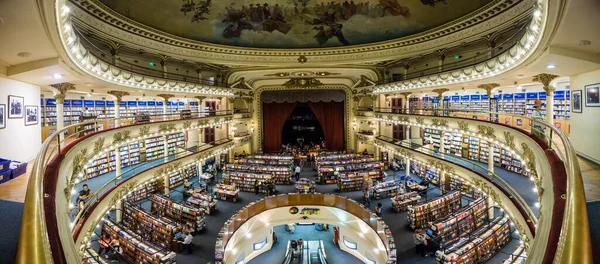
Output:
[391, 192, 421, 212]
[407, 191, 462, 229]
[373, 180, 403, 199]
[214, 184, 239, 202]
[151, 194, 206, 232]
[428, 198, 488, 248]
[121, 202, 181, 251]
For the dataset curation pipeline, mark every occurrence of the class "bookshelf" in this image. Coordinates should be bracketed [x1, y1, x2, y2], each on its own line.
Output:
[450, 178, 482, 199]
[101, 219, 176, 264]
[450, 96, 461, 110]
[407, 191, 461, 229]
[151, 194, 206, 232]
[391, 191, 421, 212]
[166, 133, 185, 156]
[128, 179, 163, 203]
[223, 171, 274, 193]
[470, 95, 482, 112]
[214, 184, 239, 202]
[236, 157, 293, 166]
[501, 94, 514, 114]
[337, 172, 366, 192]
[373, 180, 403, 199]
[225, 163, 292, 184]
[435, 216, 512, 264]
[121, 202, 181, 250]
[428, 197, 488, 248]
[145, 136, 165, 161]
[410, 163, 439, 186]
[168, 165, 198, 188]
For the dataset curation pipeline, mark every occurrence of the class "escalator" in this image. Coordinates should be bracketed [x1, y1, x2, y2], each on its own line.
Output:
[282, 240, 328, 264]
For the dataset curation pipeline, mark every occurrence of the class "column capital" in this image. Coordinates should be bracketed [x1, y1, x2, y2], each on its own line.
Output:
[158, 54, 170, 66]
[194, 96, 206, 102]
[477, 83, 500, 97]
[532, 73, 559, 92]
[432, 88, 449, 98]
[50, 82, 76, 96]
[54, 94, 66, 104]
[436, 49, 447, 61]
[157, 94, 175, 101]
[108, 90, 130, 103]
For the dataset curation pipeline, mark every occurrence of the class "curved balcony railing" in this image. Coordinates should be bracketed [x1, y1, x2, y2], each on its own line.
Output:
[375, 135, 537, 225]
[373, 107, 593, 264]
[15, 110, 233, 264]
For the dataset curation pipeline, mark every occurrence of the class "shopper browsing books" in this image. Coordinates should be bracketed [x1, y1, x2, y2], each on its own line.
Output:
[413, 229, 426, 257]
[98, 234, 112, 257]
[532, 99, 545, 138]
[182, 232, 194, 254]
[375, 202, 383, 217]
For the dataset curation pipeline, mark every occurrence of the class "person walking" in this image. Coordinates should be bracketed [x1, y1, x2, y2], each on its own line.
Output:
[254, 180, 260, 195]
[413, 229, 426, 257]
[375, 202, 383, 217]
[295, 165, 301, 181]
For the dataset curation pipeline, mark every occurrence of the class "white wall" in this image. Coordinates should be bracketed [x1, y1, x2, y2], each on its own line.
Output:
[0, 77, 41, 161]
[570, 68, 600, 163]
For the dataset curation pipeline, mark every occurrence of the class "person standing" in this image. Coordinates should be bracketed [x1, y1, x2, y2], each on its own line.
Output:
[254, 180, 260, 195]
[363, 187, 371, 207]
[182, 232, 194, 254]
[375, 202, 383, 217]
[295, 165, 301, 181]
[413, 229, 426, 257]
[532, 99, 545, 139]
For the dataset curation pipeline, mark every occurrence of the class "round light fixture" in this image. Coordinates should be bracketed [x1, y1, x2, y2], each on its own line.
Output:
[17, 52, 31, 58]
[578, 40, 591, 46]
[53, 73, 63, 79]
[546, 64, 557, 69]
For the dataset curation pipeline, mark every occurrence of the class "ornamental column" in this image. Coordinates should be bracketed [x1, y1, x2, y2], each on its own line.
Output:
[478, 83, 500, 113]
[439, 131, 445, 153]
[163, 135, 169, 161]
[164, 169, 170, 195]
[405, 158, 410, 183]
[436, 49, 447, 72]
[533, 74, 559, 125]
[115, 199, 123, 222]
[108, 91, 129, 128]
[50, 82, 76, 142]
[432, 88, 449, 114]
[158, 54, 170, 79]
[157, 94, 174, 119]
[488, 142, 495, 174]
[488, 196, 494, 220]
[195, 96, 206, 115]
[400, 92, 412, 114]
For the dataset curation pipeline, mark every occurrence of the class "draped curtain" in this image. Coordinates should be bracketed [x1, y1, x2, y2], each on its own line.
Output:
[308, 101, 345, 151]
[262, 102, 297, 152]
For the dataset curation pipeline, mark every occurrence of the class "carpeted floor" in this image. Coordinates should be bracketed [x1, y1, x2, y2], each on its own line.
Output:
[587, 200, 600, 263]
[0, 200, 24, 264]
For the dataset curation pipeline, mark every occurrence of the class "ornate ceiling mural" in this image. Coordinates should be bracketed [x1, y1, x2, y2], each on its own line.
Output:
[98, 0, 492, 49]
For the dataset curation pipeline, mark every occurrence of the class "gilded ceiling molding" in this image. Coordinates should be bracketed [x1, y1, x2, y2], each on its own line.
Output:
[282, 78, 323, 88]
[67, 0, 527, 64]
[157, 94, 175, 101]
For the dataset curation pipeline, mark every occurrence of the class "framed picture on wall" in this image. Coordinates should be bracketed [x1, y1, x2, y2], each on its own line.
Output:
[8, 95, 24, 118]
[585, 84, 600, 107]
[0, 104, 5, 129]
[572, 90, 582, 113]
[25, 105, 39, 126]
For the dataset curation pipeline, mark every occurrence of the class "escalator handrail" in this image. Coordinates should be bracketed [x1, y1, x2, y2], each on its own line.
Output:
[318, 240, 328, 264]
[282, 241, 293, 264]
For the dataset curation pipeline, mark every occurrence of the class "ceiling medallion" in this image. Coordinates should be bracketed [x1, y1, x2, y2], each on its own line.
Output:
[298, 55, 308, 64]
[283, 78, 323, 88]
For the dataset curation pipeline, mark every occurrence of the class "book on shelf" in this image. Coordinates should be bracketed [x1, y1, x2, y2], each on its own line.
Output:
[373, 180, 403, 199]
[435, 216, 511, 264]
[186, 187, 217, 214]
[151, 194, 206, 232]
[102, 219, 176, 264]
[428, 197, 488, 248]
[407, 191, 462, 229]
[121, 202, 181, 251]
[223, 171, 279, 192]
[127, 180, 163, 202]
[295, 178, 316, 194]
[337, 172, 366, 192]
[214, 184, 239, 202]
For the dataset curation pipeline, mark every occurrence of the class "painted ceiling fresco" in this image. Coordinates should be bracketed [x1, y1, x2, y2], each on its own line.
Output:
[99, 0, 492, 49]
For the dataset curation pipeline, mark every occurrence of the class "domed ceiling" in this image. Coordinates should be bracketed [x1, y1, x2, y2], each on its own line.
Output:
[98, 0, 492, 49]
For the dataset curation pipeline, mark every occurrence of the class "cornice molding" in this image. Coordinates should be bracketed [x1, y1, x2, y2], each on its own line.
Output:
[69, 0, 528, 65]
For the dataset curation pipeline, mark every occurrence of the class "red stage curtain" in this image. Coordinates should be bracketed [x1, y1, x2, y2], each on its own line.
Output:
[262, 102, 297, 152]
[308, 101, 345, 150]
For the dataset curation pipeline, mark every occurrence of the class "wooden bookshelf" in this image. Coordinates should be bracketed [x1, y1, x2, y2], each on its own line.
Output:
[428, 197, 488, 248]
[373, 180, 403, 199]
[121, 202, 181, 251]
[407, 191, 462, 229]
[391, 191, 421, 212]
[151, 194, 206, 232]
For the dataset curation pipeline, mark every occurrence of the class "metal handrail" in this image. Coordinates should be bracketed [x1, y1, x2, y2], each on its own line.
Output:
[376, 135, 537, 225]
[15, 112, 233, 264]
[375, 108, 593, 263]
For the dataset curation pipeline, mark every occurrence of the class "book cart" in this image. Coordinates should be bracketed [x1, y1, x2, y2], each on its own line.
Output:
[435, 216, 512, 264]
[407, 191, 462, 229]
[391, 191, 421, 212]
[427, 197, 488, 248]
[151, 194, 206, 232]
[214, 184, 239, 202]
[121, 202, 181, 251]
[101, 219, 176, 264]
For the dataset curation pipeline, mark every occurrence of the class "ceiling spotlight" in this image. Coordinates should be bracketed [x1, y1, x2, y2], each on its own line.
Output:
[87, 93, 91, 97]
[546, 64, 557, 69]
[53, 73, 63, 79]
